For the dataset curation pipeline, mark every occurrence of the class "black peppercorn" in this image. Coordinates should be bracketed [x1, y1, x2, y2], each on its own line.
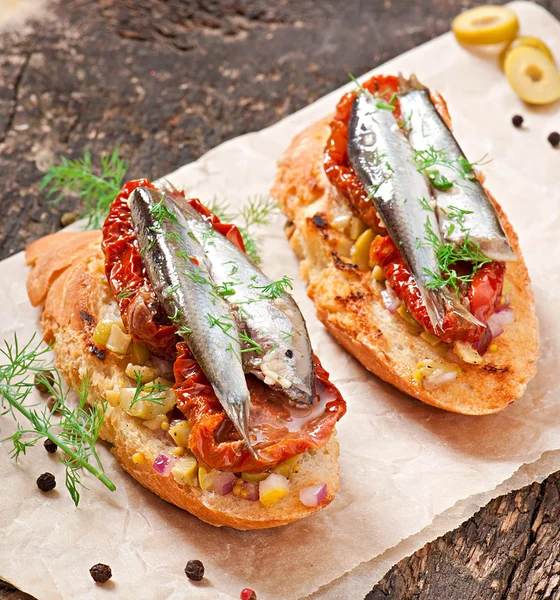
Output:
[185, 559, 205, 581]
[34, 371, 55, 394]
[46, 395, 62, 414]
[36, 472, 56, 492]
[90, 563, 112, 584]
[511, 114, 523, 128]
[43, 439, 57, 454]
[548, 132, 560, 147]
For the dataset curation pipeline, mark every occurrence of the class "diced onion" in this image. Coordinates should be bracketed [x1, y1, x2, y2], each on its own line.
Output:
[486, 308, 514, 339]
[243, 481, 260, 501]
[381, 287, 400, 314]
[152, 452, 176, 477]
[299, 483, 327, 507]
[453, 341, 483, 365]
[150, 355, 175, 379]
[423, 370, 457, 390]
[211, 471, 237, 496]
[473, 325, 493, 356]
[491, 307, 514, 326]
[259, 473, 290, 507]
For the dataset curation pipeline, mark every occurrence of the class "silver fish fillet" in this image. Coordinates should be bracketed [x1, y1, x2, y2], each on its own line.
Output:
[398, 74, 515, 262]
[168, 196, 316, 407]
[129, 187, 256, 456]
[347, 92, 479, 331]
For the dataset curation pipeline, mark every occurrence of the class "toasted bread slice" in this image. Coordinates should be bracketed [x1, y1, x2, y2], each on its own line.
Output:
[271, 117, 538, 415]
[25, 232, 340, 529]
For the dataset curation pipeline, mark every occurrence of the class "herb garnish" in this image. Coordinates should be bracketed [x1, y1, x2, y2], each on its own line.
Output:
[237, 195, 279, 264]
[41, 149, 128, 230]
[426, 170, 453, 191]
[129, 371, 168, 409]
[117, 285, 134, 300]
[253, 275, 294, 300]
[413, 146, 492, 191]
[0, 335, 115, 506]
[422, 218, 491, 295]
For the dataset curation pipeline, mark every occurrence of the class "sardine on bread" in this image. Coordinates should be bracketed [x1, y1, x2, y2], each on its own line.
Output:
[25, 180, 346, 529]
[271, 73, 538, 415]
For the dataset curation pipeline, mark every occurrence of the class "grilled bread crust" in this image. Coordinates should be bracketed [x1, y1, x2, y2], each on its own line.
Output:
[25, 232, 340, 529]
[271, 117, 538, 415]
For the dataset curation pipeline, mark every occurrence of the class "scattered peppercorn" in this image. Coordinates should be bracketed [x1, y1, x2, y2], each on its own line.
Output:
[511, 114, 523, 128]
[184, 559, 205, 581]
[46, 395, 62, 414]
[34, 370, 55, 394]
[36, 472, 56, 492]
[89, 563, 112, 584]
[60, 211, 78, 227]
[43, 438, 57, 454]
[240, 588, 257, 600]
[548, 132, 560, 147]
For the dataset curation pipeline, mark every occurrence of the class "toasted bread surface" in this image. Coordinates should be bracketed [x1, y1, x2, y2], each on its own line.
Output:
[271, 117, 538, 415]
[25, 232, 340, 529]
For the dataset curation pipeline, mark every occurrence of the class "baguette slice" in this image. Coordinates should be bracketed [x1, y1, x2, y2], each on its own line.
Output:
[25, 232, 340, 529]
[271, 116, 538, 415]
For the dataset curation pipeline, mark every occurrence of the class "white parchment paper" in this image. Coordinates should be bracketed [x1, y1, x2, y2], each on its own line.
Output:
[1, 2, 559, 599]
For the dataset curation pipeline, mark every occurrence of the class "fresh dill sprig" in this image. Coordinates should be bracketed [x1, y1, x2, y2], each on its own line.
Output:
[129, 371, 168, 409]
[149, 193, 178, 228]
[375, 99, 396, 111]
[117, 285, 135, 300]
[0, 334, 115, 506]
[413, 146, 492, 190]
[207, 196, 236, 223]
[237, 195, 279, 265]
[215, 281, 238, 297]
[238, 331, 264, 355]
[41, 148, 128, 230]
[253, 275, 294, 300]
[422, 218, 491, 295]
[426, 170, 453, 191]
[441, 205, 473, 234]
[418, 196, 433, 211]
[348, 73, 369, 96]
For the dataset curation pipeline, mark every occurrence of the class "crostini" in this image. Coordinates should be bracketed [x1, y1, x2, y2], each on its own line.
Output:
[271, 74, 538, 415]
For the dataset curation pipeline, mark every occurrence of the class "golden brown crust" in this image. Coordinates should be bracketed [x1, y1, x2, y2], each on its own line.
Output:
[25, 232, 340, 529]
[271, 118, 539, 415]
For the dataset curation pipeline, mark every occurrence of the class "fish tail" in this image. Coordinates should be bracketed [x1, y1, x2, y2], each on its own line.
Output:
[421, 287, 447, 334]
[398, 72, 428, 94]
[440, 288, 484, 328]
[227, 396, 258, 460]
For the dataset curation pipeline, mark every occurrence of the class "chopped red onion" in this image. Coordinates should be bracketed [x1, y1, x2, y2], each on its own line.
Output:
[423, 371, 457, 390]
[473, 325, 493, 355]
[487, 307, 514, 339]
[211, 471, 236, 496]
[492, 307, 514, 325]
[152, 452, 176, 477]
[299, 483, 327, 507]
[151, 355, 174, 379]
[381, 287, 400, 314]
[243, 482, 260, 501]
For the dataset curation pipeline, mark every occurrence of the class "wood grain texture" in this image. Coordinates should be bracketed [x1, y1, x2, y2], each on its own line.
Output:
[367, 472, 560, 599]
[1, 0, 559, 598]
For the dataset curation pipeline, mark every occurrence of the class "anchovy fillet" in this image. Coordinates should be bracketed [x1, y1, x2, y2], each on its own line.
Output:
[348, 92, 454, 330]
[168, 196, 316, 407]
[398, 74, 515, 262]
[129, 187, 256, 456]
